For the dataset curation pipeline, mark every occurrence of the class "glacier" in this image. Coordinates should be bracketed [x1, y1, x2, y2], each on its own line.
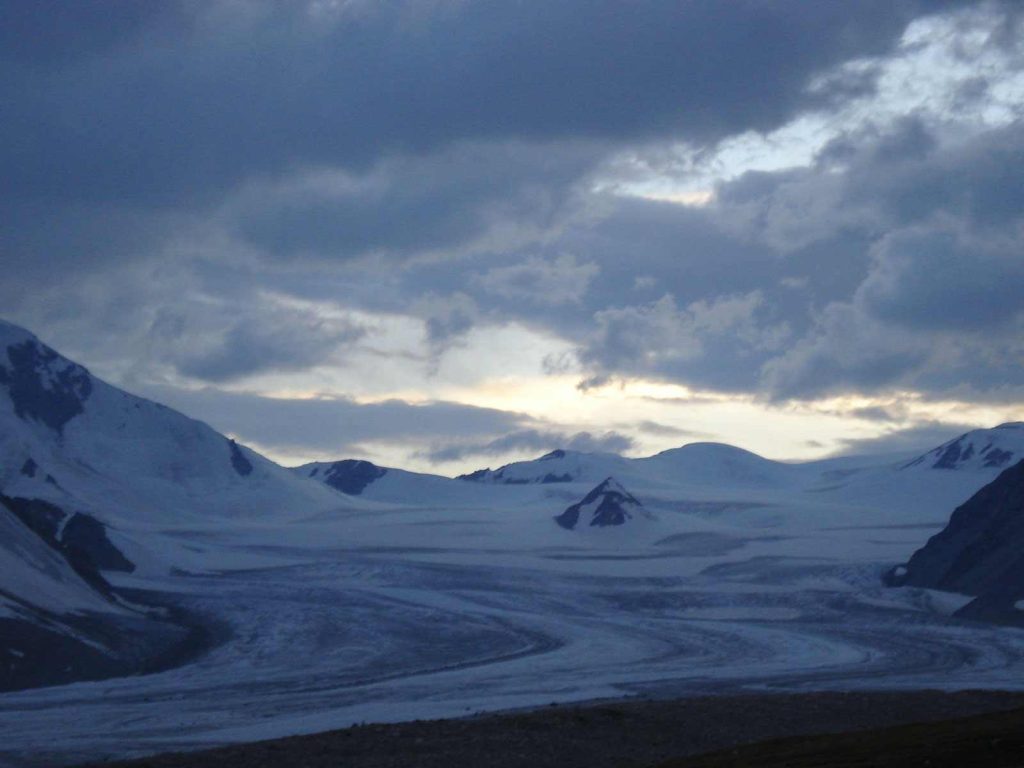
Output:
[2, 318, 1024, 766]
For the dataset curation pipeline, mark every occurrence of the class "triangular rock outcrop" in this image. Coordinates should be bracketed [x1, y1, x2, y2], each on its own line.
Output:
[555, 477, 642, 530]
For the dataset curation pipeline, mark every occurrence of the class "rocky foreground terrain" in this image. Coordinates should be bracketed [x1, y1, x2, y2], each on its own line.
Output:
[79, 690, 1024, 768]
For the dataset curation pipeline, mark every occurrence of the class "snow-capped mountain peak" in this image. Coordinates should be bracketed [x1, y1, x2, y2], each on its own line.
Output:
[458, 449, 630, 486]
[0, 319, 351, 528]
[901, 423, 1024, 472]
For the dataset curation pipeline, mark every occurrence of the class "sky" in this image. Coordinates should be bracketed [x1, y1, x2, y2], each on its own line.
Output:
[2, 0, 1023, 474]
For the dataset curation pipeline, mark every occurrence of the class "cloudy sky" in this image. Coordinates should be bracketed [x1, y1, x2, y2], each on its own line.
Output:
[3, 0, 1023, 473]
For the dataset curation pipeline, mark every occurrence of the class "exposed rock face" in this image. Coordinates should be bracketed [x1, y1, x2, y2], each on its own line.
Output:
[886, 459, 1024, 623]
[319, 459, 388, 495]
[228, 439, 254, 477]
[0, 339, 93, 434]
[61, 513, 135, 574]
[456, 447, 591, 485]
[539, 449, 566, 460]
[887, 459, 1024, 595]
[458, 465, 574, 485]
[0, 495, 135, 594]
[555, 477, 643, 530]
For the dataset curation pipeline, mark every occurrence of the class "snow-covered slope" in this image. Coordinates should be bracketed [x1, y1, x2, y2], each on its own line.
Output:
[454, 443, 798, 492]
[0, 319, 348, 532]
[458, 449, 633, 486]
[790, 424, 1024, 527]
[300, 424, 1024, 531]
[638, 442, 800, 489]
[296, 458, 529, 507]
[0, 318, 354, 690]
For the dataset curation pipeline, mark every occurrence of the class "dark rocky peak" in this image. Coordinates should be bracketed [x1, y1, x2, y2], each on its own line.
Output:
[456, 467, 492, 482]
[457, 453, 576, 485]
[555, 477, 642, 530]
[0, 339, 93, 434]
[322, 459, 387, 495]
[228, 439, 254, 477]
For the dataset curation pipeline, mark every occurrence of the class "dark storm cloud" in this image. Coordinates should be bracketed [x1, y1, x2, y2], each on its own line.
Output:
[741, 120, 1024, 400]
[858, 225, 1024, 333]
[1, 0, 937, 209]
[142, 385, 535, 459]
[4, 0, 1020, 428]
[141, 384, 642, 468]
[393, 184, 884, 394]
[539, 114, 1024, 401]
[848, 405, 909, 423]
[841, 120, 1024, 232]
[633, 420, 709, 439]
[401, 195, 783, 325]
[149, 304, 368, 383]
[575, 290, 792, 393]
[0, 1, 188, 66]
[716, 117, 1024, 252]
[3, 0, 941, 294]
[228, 142, 600, 260]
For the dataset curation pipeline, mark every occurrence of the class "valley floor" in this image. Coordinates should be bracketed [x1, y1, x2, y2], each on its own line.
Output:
[4, 537, 1024, 767]
[75, 690, 1024, 768]
[5, 474, 1024, 767]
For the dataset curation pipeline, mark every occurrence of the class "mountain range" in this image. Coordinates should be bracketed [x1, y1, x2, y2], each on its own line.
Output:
[2, 316, 1023, 697]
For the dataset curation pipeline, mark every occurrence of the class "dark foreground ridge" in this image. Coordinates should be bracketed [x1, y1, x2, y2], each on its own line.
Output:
[660, 702, 1024, 767]
[886, 458, 1024, 625]
[77, 690, 1024, 768]
[0, 589, 226, 693]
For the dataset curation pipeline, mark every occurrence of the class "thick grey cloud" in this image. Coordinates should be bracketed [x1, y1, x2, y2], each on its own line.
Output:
[0, 1, 188, 66]
[148, 303, 368, 383]
[740, 119, 1024, 400]
[634, 421, 709, 439]
[2, 1, 939, 208]
[4, 0, 1021, 462]
[0, 0, 954, 300]
[139, 384, 642, 469]
[715, 117, 1024, 254]
[143, 385, 535, 460]
[548, 114, 1024, 400]
[760, 302, 931, 400]
[858, 225, 1024, 333]
[475, 254, 600, 308]
[397, 193, 837, 369]
[577, 290, 791, 392]
[228, 142, 601, 261]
